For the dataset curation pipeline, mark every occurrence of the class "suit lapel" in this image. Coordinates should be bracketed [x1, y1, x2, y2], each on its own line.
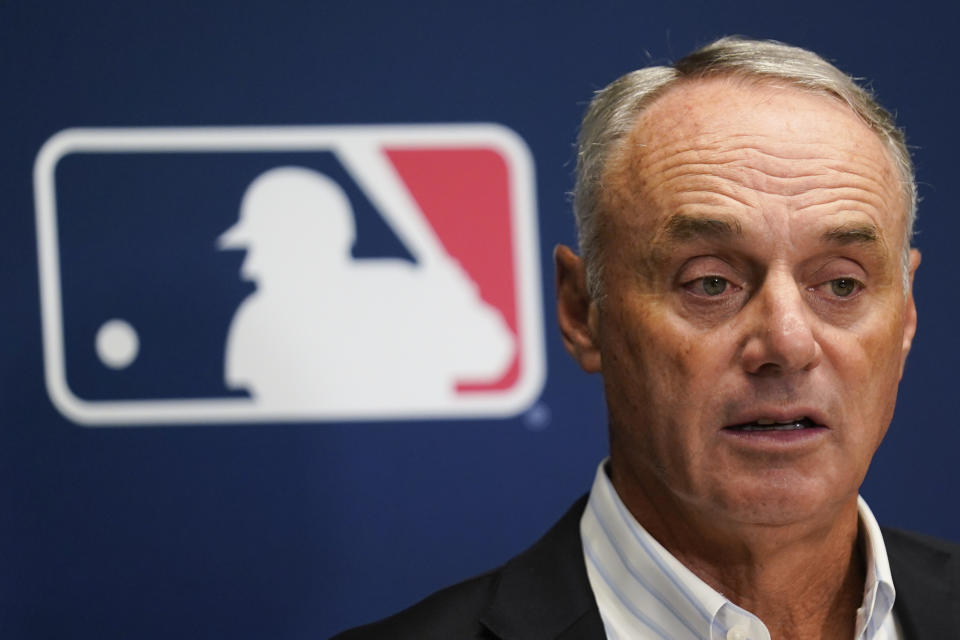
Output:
[479, 496, 606, 640]
[883, 527, 960, 638]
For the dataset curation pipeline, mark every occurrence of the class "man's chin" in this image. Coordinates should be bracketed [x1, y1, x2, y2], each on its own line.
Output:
[697, 471, 856, 530]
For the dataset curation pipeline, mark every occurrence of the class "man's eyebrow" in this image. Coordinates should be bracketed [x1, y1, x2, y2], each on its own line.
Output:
[821, 223, 884, 246]
[661, 214, 743, 241]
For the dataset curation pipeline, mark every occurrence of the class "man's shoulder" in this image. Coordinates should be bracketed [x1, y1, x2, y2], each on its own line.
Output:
[332, 495, 604, 640]
[331, 569, 501, 640]
[882, 524, 960, 583]
[880, 525, 960, 593]
[881, 526, 960, 636]
[882, 526, 960, 557]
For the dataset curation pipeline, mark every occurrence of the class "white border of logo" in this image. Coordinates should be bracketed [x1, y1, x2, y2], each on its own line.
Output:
[34, 124, 545, 426]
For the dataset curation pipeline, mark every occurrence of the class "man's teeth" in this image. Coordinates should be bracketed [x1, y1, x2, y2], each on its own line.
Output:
[735, 418, 813, 431]
[739, 423, 804, 431]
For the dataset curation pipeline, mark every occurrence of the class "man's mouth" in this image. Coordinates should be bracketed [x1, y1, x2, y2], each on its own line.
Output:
[725, 417, 818, 432]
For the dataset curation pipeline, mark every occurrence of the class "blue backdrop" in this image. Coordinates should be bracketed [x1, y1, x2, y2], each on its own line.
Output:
[3, 2, 960, 638]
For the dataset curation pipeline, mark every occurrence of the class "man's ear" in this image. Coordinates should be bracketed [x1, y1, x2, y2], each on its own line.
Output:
[900, 248, 921, 378]
[555, 245, 601, 373]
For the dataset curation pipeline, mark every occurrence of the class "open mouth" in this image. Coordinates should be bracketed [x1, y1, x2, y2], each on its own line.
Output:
[725, 417, 818, 432]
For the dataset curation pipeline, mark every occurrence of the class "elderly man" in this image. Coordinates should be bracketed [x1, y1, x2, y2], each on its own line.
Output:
[337, 36, 958, 639]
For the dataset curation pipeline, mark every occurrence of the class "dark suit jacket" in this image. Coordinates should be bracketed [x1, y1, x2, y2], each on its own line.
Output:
[333, 496, 960, 639]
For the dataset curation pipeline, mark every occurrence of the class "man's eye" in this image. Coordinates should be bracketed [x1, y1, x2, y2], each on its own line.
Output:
[828, 278, 861, 297]
[700, 276, 728, 296]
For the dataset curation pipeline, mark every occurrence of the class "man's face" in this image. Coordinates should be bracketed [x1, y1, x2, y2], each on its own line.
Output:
[559, 77, 919, 529]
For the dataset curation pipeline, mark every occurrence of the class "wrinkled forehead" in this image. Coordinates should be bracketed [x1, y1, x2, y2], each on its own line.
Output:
[599, 76, 907, 239]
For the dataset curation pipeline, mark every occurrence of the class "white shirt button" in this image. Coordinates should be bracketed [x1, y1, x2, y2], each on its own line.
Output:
[727, 626, 750, 640]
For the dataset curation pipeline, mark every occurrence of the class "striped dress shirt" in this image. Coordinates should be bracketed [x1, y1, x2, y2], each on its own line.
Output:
[581, 461, 902, 640]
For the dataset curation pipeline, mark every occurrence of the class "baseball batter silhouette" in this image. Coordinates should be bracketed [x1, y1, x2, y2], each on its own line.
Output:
[219, 165, 514, 413]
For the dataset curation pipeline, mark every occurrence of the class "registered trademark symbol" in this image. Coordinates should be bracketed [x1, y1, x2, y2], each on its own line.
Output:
[524, 403, 551, 431]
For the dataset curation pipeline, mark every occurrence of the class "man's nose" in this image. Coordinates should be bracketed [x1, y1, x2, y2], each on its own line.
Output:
[740, 273, 822, 375]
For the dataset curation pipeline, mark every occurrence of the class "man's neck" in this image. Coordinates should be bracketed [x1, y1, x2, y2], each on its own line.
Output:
[611, 468, 866, 640]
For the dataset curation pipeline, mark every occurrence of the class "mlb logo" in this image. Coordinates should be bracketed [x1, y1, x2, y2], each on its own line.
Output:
[35, 125, 545, 425]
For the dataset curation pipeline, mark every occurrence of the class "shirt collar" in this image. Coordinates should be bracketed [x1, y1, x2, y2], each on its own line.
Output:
[856, 494, 897, 638]
[580, 460, 897, 640]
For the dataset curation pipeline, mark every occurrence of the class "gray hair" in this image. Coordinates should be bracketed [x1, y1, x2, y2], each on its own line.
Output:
[573, 36, 916, 297]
